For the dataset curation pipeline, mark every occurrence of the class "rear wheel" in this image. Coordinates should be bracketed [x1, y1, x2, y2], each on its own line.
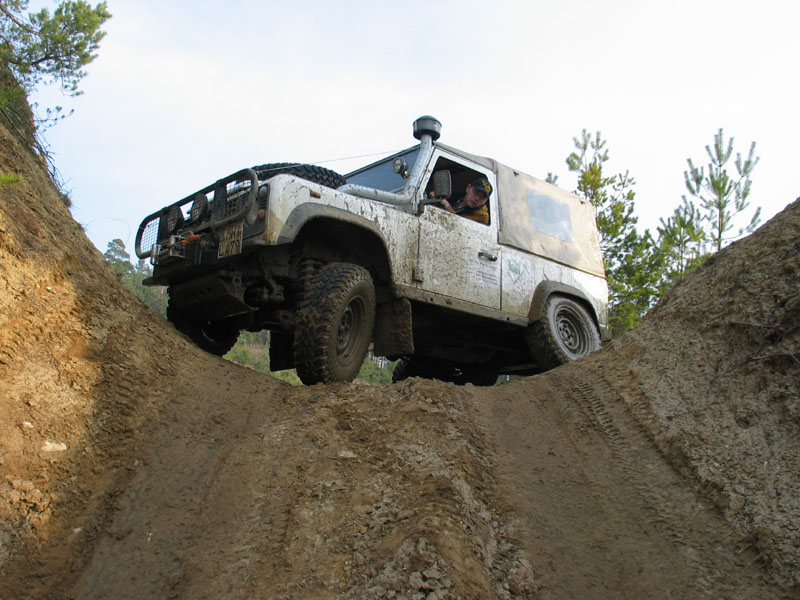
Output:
[526, 295, 600, 370]
[465, 369, 499, 386]
[436, 364, 498, 386]
[391, 356, 423, 383]
[392, 357, 497, 386]
[293, 263, 376, 384]
[166, 299, 239, 356]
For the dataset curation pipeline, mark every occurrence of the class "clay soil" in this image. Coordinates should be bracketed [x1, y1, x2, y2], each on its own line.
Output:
[1, 116, 798, 599]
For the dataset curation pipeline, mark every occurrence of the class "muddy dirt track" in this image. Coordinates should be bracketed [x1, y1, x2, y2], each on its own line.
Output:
[1, 118, 799, 599]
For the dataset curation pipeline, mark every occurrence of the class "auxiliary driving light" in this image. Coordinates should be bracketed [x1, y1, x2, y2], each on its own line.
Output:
[166, 205, 182, 233]
[190, 193, 208, 222]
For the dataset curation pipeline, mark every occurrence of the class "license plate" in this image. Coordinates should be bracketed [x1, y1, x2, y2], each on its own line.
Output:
[218, 222, 243, 258]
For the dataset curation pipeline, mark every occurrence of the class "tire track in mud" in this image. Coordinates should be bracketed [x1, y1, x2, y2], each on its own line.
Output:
[564, 362, 766, 599]
[69, 366, 290, 600]
[481, 362, 776, 600]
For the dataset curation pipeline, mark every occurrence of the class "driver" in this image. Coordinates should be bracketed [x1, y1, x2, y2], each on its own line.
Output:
[432, 177, 492, 225]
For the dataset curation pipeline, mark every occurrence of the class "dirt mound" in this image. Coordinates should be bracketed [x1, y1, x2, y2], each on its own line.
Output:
[494, 196, 800, 593]
[610, 199, 800, 586]
[1, 106, 797, 600]
[496, 196, 800, 593]
[65, 378, 536, 599]
[0, 114, 204, 594]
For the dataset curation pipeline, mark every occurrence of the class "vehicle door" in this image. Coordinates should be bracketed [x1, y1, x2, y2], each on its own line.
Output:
[415, 155, 501, 309]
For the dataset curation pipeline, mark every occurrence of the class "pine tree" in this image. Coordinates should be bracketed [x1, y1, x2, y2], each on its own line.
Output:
[132, 258, 167, 315]
[103, 238, 132, 277]
[657, 197, 707, 288]
[684, 129, 761, 251]
[103, 239, 167, 315]
[565, 130, 661, 333]
[0, 1, 111, 95]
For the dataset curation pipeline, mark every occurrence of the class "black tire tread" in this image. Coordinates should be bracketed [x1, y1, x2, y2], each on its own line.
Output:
[251, 162, 346, 189]
[527, 318, 565, 371]
[293, 263, 375, 384]
[526, 294, 600, 370]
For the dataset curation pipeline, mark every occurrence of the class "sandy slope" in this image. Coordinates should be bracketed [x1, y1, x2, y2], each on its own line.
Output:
[1, 117, 797, 599]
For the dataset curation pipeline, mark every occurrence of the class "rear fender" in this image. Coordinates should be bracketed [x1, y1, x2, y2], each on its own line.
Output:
[528, 281, 610, 341]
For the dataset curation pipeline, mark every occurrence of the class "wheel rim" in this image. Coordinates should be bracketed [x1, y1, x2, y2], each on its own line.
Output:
[336, 296, 366, 363]
[555, 306, 590, 355]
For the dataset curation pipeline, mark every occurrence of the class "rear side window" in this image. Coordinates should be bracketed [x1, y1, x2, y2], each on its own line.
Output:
[527, 190, 574, 243]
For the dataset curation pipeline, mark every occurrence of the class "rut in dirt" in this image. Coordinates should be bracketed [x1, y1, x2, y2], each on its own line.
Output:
[480, 198, 800, 598]
[483, 364, 771, 599]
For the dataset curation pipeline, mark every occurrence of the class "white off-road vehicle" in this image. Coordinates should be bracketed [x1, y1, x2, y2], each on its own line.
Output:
[136, 116, 609, 385]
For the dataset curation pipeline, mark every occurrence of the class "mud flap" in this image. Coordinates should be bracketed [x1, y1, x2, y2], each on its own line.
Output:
[373, 297, 414, 357]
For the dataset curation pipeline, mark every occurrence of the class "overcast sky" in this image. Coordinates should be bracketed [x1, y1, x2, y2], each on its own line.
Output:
[32, 0, 798, 257]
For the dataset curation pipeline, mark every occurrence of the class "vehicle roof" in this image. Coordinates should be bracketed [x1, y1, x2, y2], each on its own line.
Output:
[435, 142, 498, 172]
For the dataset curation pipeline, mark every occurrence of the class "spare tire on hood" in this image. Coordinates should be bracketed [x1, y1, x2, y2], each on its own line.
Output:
[251, 162, 346, 189]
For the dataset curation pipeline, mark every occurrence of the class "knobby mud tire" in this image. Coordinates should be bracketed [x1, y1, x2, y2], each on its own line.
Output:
[526, 294, 600, 370]
[293, 263, 376, 385]
[250, 162, 346, 189]
[166, 299, 239, 356]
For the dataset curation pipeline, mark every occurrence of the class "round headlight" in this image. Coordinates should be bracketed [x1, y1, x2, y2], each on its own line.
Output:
[166, 205, 182, 232]
[190, 193, 208, 222]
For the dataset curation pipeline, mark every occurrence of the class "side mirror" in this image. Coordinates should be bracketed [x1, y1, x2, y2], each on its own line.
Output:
[423, 170, 451, 204]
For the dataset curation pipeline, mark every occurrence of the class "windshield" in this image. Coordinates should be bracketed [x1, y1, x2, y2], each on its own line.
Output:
[345, 146, 420, 192]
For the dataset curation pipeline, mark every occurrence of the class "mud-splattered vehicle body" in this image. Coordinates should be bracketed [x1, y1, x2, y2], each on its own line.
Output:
[136, 116, 609, 385]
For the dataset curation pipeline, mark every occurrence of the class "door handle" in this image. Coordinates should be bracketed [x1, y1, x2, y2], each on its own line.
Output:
[478, 250, 497, 261]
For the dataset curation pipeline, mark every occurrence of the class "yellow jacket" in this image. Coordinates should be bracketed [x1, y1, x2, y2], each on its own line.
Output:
[444, 202, 489, 225]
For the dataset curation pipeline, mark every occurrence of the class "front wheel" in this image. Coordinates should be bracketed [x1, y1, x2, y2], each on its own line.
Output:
[526, 295, 600, 370]
[293, 263, 376, 384]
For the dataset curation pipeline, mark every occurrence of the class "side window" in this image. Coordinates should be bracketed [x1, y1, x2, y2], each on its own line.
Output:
[527, 190, 574, 243]
[424, 157, 491, 226]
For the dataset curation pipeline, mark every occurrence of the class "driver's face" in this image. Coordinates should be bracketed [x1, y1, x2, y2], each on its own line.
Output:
[465, 184, 488, 208]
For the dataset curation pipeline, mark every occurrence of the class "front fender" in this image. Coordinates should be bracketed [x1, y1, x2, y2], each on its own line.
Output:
[276, 202, 388, 247]
[276, 203, 401, 294]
